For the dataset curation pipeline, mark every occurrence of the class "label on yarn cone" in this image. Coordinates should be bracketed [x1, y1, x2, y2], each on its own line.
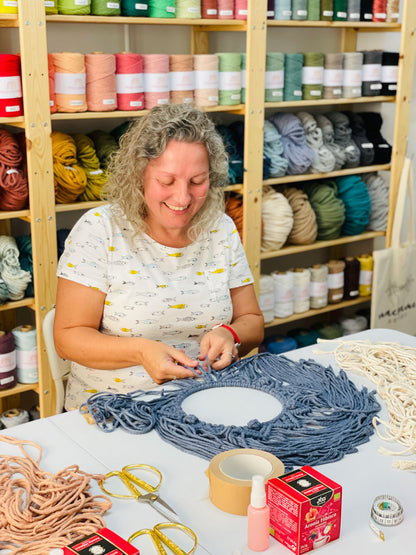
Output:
[0, 76, 22, 100]
[265, 70, 284, 89]
[75, 0, 89, 5]
[5, 104, 20, 113]
[170, 71, 194, 91]
[107, 1, 119, 7]
[382, 65, 398, 83]
[135, 3, 147, 8]
[310, 281, 328, 297]
[157, 98, 169, 105]
[282, 9, 292, 16]
[195, 70, 218, 90]
[374, 13, 386, 19]
[293, 285, 309, 302]
[336, 11, 347, 17]
[116, 73, 144, 94]
[362, 63, 382, 82]
[328, 272, 344, 289]
[219, 10, 233, 16]
[144, 73, 169, 93]
[302, 66, 324, 85]
[45, 1, 55, 5]
[343, 69, 362, 87]
[55, 73, 86, 95]
[219, 71, 241, 91]
[0, 350, 16, 373]
[362, 142, 374, 148]
[166, 6, 175, 13]
[296, 10, 307, 16]
[102, 98, 115, 105]
[323, 10, 333, 16]
[259, 291, 274, 312]
[206, 449, 284, 516]
[370, 83, 382, 90]
[238, 9, 248, 15]
[3, 0, 17, 5]
[359, 269, 373, 286]
[349, 12, 360, 19]
[388, 84, 397, 91]
[0, 374, 14, 386]
[323, 69, 343, 87]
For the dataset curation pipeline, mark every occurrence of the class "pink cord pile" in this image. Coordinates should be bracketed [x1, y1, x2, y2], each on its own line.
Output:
[0, 435, 112, 555]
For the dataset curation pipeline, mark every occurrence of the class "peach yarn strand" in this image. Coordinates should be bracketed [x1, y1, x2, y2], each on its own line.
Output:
[0, 435, 112, 555]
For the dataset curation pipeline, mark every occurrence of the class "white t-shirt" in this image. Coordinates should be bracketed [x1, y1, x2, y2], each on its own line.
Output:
[57, 205, 254, 408]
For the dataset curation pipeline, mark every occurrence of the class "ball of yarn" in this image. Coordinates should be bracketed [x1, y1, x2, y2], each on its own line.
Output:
[304, 181, 345, 240]
[297, 111, 336, 174]
[315, 114, 346, 170]
[335, 175, 371, 235]
[269, 112, 314, 175]
[362, 172, 389, 231]
[261, 186, 293, 251]
[263, 120, 288, 177]
[281, 186, 318, 245]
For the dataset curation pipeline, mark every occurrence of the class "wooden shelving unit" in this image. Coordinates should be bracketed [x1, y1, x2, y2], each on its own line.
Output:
[0, 0, 414, 413]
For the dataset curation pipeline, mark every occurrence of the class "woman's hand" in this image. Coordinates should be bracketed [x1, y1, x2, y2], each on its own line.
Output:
[197, 328, 238, 371]
[138, 339, 200, 384]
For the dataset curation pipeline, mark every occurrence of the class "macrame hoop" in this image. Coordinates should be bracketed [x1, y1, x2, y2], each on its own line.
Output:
[81, 352, 381, 470]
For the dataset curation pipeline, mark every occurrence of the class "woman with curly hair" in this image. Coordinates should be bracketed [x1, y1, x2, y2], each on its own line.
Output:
[54, 104, 264, 410]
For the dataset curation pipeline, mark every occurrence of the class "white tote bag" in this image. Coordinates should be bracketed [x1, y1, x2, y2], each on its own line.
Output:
[371, 157, 416, 334]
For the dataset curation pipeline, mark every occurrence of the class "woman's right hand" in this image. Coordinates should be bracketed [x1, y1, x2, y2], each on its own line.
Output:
[137, 339, 201, 384]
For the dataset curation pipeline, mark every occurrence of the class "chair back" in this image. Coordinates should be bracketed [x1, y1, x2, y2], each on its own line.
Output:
[42, 308, 71, 414]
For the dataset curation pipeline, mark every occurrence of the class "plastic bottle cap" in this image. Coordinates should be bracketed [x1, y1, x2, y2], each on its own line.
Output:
[250, 474, 266, 508]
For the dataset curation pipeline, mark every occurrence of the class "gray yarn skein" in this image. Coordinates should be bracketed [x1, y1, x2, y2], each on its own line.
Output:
[362, 172, 389, 231]
[0, 236, 32, 301]
[297, 111, 336, 173]
[269, 112, 315, 175]
[325, 111, 361, 168]
[263, 120, 289, 177]
[80, 351, 381, 470]
[315, 113, 347, 170]
[343, 111, 375, 166]
[347, 0, 361, 20]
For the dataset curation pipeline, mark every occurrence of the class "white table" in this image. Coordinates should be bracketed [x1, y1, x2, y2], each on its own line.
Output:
[1, 329, 415, 555]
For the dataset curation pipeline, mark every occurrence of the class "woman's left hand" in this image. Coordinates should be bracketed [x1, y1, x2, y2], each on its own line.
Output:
[197, 328, 238, 371]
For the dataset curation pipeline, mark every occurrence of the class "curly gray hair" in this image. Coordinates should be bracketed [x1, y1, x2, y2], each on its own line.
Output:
[103, 104, 228, 239]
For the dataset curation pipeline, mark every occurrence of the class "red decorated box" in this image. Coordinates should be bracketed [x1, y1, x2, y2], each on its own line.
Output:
[267, 466, 342, 554]
[62, 528, 139, 555]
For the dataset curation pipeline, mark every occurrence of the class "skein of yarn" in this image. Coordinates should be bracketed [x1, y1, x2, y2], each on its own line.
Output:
[315, 113, 347, 170]
[336, 174, 371, 235]
[0, 332, 17, 390]
[0, 236, 32, 301]
[12, 324, 38, 384]
[309, 264, 328, 309]
[281, 186, 318, 245]
[292, 267, 311, 313]
[143, 54, 170, 109]
[259, 274, 275, 324]
[325, 111, 361, 168]
[85, 52, 117, 112]
[194, 54, 219, 107]
[362, 172, 389, 231]
[263, 120, 288, 177]
[271, 270, 294, 318]
[327, 259, 346, 304]
[343, 256, 360, 300]
[269, 112, 314, 175]
[304, 180, 345, 240]
[357, 253, 373, 295]
[169, 54, 194, 105]
[297, 111, 336, 173]
[115, 52, 144, 111]
[0, 54, 23, 117]
[323, 53, 343, 99]
[52, 52, 87, 113]
[261, 186, 294, 251]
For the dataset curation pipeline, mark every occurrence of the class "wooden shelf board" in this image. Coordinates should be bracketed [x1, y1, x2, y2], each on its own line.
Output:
[45, 15, 246, 29]
[0, 14, 18, 28]
[264, 164, 391, 186]
[50, 104, 245, 120]
[0, 209, 30, 220]
[265, 295, 372, 328]
[265, 96, 396, 110]
[0, 298, 35, 312]
[261, 231, 385, 259]
[267, 20, 400, 30]
[0, 382, 38, 399]
[0, 116, 25, 127]
[55, 200, 105, 212]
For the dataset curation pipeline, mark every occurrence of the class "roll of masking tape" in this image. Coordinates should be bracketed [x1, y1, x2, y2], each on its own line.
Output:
[206, 448, 284, 515]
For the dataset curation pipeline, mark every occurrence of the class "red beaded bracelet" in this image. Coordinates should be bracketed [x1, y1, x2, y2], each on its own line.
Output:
[212, 323, 241, 349]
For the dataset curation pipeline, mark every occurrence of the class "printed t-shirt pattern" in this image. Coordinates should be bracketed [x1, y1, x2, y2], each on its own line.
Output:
[57, 205, 254, 408]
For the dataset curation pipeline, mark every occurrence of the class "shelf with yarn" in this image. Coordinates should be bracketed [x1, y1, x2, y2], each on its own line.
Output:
[264, 295, 371, 328]
[260, 230, 385, 260]
[44, 15, 247, 28]
[267, 21, 400, 30]
[50, 104, 246, 121]
[0, 381, 38, 400]
[265, 95, 395, 110]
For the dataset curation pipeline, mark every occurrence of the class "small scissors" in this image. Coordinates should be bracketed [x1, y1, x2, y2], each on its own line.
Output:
[99, 464, 179, 523]
[128, 522, 197, 555]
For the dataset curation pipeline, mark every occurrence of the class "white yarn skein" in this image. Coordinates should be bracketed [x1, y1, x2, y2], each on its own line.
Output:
[0, 236, 32, 300]
[261, 186, 294, 252]
[292, 267, 311, 313]
[272, 270, 294, 318]
[309, 264, 329, 309]
[0, 408, 29, 428]
[340, 315, 368, 335]
[259, 274, 275, 324]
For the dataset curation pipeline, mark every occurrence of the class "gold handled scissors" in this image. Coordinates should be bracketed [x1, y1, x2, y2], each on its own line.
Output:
[128, 522, 197, 555]
[99, 464, 179, 522]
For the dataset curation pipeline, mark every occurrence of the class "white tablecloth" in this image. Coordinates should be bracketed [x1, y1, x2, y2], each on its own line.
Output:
[1, 328, 415, 554]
